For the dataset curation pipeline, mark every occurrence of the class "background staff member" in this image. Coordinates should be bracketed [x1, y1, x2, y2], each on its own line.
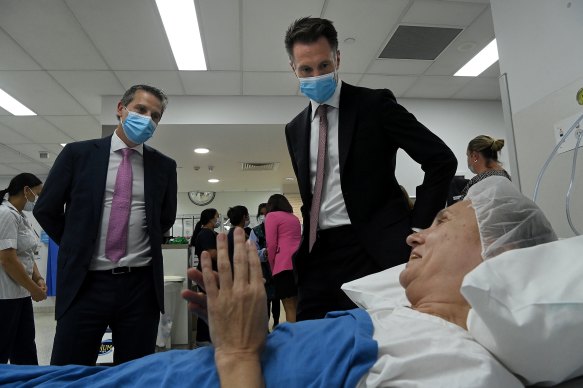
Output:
[0, 173, 46, 365]
[34, 84, 177, 366]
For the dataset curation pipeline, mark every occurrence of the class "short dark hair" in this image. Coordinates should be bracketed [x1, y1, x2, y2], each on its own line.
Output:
[267, 194, 293, 214]
[227, 205, 249, 226]
[284, 17, 338, 61]
[256, 203, 267, 220]
[118, 85, 168, 119]
[0, 173, 42, 199]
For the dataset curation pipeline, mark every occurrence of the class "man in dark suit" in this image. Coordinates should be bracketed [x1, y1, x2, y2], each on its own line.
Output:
[284, 18, 458, 321]
[34, 85, 177, 365]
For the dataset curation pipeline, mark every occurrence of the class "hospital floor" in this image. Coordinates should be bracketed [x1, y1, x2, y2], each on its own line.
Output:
[33, 302, 287, 365]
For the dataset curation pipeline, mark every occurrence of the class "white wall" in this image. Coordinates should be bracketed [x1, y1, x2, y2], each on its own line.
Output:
[491, 0, 583, 237]
[396, 99, 507, 194]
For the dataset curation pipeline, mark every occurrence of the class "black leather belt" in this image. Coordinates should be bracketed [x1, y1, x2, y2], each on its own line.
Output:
[97, 266, 151, 275]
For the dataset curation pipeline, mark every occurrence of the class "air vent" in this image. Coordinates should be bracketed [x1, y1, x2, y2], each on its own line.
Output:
[241, 162, 279, 171]
[39, 151, 49, 159]
[379, 25, 462, 60]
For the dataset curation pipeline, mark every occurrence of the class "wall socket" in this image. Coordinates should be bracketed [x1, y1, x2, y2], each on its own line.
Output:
[553, 112, 583, 154]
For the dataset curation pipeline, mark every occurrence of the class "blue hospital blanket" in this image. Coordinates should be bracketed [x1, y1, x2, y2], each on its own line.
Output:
[0, 309, 377, 387]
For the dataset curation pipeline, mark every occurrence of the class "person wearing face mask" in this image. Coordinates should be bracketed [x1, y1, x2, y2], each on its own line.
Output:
[33, 85, 178, 366]
[0, 173, 47, 365]
[458, 135, 510, 201]
[226, 206, 250, 265]
[284, 17, 458, 321]
[189, 208, 219, 346]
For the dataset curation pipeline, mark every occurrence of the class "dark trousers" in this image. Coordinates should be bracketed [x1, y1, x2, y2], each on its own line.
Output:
[296, 225, 383, 322]
[0, 297, 38, 365]
[50, 267, 159, 366]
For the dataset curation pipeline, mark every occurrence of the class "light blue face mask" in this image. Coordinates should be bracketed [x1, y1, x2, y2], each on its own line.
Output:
[299, 72, 337, 103]
[121, 108, 157, 144]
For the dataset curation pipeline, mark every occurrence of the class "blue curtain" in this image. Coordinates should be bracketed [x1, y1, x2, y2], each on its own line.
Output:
[46, 238, 59, 296]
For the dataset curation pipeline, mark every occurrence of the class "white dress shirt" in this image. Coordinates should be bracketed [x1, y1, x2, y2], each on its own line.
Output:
[309, 80, 351, 229]
[90, 132, 151, 270]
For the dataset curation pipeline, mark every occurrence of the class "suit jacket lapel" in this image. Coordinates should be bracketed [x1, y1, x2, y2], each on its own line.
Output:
[143, 145, 154, 227]
[295, 105, 313, 198]
[92, 136, 112, 224]
[338, 83, 357, 176]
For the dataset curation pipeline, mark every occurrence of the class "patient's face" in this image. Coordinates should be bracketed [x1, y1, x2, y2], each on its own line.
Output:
[399, 201, 483, 307]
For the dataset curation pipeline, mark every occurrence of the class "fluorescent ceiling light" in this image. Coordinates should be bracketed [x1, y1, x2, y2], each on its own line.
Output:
[208, 178, 220, 183]
[0, 88, 36, 116]
[194, 148, 209, 154]
[155, 0, 207, 71]
[454, 39, 498, 77]
[60, 143, 67, 147]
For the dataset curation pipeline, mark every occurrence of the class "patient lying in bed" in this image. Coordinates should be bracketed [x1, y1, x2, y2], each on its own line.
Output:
[1, 177, 580, 387]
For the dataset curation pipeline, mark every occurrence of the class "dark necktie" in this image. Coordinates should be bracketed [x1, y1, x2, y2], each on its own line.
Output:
[309, 104, 328, 252]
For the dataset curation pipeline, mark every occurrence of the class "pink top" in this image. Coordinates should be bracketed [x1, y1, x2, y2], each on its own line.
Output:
[265, 211, 301, 276]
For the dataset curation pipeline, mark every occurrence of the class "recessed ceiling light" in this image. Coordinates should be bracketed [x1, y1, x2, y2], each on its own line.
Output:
[194, 148, 210, 154]
[454, 39, 498, 77]
[60, 143, 67, 147]
[155, 0, 207, 70]
[284, 177, 295, 181]
[208, 178, 220, 183]
[0, 88, 36, 116]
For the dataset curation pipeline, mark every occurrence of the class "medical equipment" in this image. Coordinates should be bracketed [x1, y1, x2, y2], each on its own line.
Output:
[533, 88, 583, 235]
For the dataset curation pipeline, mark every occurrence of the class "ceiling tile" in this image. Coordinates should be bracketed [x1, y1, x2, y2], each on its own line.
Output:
[49, 71, 124, 115]
[480, 62, 501, 78]
[358, 75, 418, 97]
[0, 29, 41, 70]
[43, 115, 101, 141]
[6, 163, 51, 175]
[242, 0, 325, 71]
[66, 0, 176, 70]
[0, 116, 74, 143]
[452, 77, 501, 100]
[0, 0, 108, 70]
[404, 76, 470, 98]
[115, 71, 185, 95]
[9, 144, 53, 161]
[368, 59, 432, 75]
[198, 0, 240, 71]
[325, 0, 410, 73]
[180, 72, 241, 95]
[424, 8, 495, 76]
[0, 164, 22, 176]
[402, 1, 486, 27]
[0, 122, 33, 144]
[0, 71, 87, 115]
[0, 143, 32, 163]
[243, 72, 297, 95]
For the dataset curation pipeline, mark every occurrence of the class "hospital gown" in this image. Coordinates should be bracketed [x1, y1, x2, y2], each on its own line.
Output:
[359, 306, 523, 387]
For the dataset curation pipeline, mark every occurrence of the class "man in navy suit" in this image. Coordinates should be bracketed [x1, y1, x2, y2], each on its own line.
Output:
[34, 85, 177, 365]
[284, 18, 458, 321]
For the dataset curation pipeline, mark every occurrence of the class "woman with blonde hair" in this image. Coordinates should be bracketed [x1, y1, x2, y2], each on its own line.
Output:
[460, 135, 511, 200]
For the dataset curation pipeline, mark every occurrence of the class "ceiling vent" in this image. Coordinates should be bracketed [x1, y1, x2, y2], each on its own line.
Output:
[241, 162, 279, 171]
[379, 25, 462, 60]
[39, 151, 49, 159]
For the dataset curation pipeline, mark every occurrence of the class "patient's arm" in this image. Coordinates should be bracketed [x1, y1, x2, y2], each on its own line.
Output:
[197, 229, 268, 388]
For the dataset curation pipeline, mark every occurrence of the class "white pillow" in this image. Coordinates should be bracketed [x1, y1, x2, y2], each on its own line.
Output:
[341, 263, 408, 310]
[461, 235, 583, 386]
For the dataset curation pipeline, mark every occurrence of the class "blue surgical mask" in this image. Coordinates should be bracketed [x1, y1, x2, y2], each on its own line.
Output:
[299, 72, 337, 103]
[23, 188, 37, 212]
[121, 108, 157, 144]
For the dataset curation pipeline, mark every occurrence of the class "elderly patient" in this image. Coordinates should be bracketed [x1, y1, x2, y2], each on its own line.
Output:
[0, 178, 557, 387]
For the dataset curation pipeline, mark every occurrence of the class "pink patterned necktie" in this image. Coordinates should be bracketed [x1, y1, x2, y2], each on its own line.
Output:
[309, 104, 328, 252]
[105, 148, 134, 263]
